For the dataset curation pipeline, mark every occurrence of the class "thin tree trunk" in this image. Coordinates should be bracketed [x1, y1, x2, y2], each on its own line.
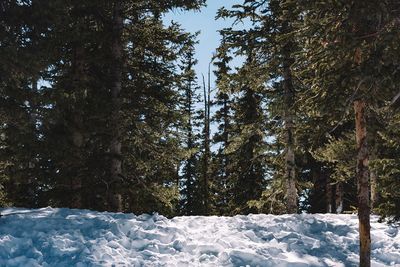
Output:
[109, 1, 124, 212]
[206, 62, 211, 213]
[70, 118, 83, 209]
[70, 46, 85, 209]
[354, 99, 370, 267]
[282, 30, 297, 214]
[310, 165, 324, 213]
[369, 129, 379, 212]
[370, 148, 379, 211]
[335, 182, 343, 214]
[370, 170, 378, 211]
[326, 176, 333, 213]
[222, 95, 230, 214]
[202, 71, 210, 215]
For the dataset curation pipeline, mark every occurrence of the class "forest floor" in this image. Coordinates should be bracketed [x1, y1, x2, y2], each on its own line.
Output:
[0, 207, 399, 266]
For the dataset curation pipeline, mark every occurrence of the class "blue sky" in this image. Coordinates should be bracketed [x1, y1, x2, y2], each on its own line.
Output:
[164, 1, 240, 85]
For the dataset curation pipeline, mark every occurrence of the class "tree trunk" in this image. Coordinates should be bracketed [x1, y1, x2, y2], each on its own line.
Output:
[282, 33, 297, 214]
[369, 147, 379, 211]
[109, 1, 124, 212]
[70, 46, 85, 209]
[285, 140, 297, 213]
[354, 99, 370, 267]
[206, 63, 211, 213]
[326, 176, 333, 213]
[309, 165, 325, 213]
[335, 182, 343, 214]
[70, 121, 83, 209]
[222, 95, 230, 214]
[370, 169, 378, 211]
[202, 70, 210, 215]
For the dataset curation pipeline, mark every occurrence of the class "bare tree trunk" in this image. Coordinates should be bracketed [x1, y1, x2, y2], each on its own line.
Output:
[109, 1, 124, 212]
[354, 99, 370, 267]
[206, 62, 211, 213]
[202, 68, 210, 215]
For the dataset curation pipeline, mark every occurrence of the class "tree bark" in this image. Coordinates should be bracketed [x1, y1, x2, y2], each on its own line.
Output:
[370, 170, 378, 211]
[282, 30, 297, 214]
[109, 1, 124, 212]
[335, 182, 343, 214]
[69, 46, 85, 209]
[326, 176, 333, 213]
[354, 99, 370, 267]
[369, 149, 379, 211]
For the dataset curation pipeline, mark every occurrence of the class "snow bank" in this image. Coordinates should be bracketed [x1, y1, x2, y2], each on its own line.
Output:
[0, 208, 398, 266]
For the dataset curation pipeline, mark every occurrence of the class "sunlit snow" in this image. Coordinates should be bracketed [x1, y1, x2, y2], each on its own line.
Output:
[0, 208, 399, 266]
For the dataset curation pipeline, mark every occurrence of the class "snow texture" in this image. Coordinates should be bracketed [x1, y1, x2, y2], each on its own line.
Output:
[0, 207, 399, 266]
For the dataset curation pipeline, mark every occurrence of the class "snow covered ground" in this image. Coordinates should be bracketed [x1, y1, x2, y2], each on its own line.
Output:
[0, 208, 399, 267]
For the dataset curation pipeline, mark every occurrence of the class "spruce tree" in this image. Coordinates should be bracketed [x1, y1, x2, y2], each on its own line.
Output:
[214, 37, 267, 214]
[0, 0, 54, 207]
[0, 0, 206, 215]
[201, 66, 212, 215]
[297, 0, 400, 265]
[217, 0, 301, 214]
[177, 37, 204, 215]
[210, 37, 234, 215]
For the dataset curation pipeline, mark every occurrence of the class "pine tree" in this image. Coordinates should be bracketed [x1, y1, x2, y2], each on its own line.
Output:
[217, 0, 302, 214]
[210, 37, 234, 215]
[177, 37, 204, 215]
[0, 0, 54, 207]
[297, 0, 400, 265]
[372, 111, 400, 222]
[216, 40, 267, 214]
[1, 0, 206, 215]
[276, 0, 299, 214]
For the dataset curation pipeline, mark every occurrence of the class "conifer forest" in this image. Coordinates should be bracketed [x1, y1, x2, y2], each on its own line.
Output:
[1, 1, 400, 266]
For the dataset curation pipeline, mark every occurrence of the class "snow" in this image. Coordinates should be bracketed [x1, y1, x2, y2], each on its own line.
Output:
[0, 208, 399, 267]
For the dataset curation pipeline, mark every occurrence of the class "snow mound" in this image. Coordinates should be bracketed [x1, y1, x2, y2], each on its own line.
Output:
[0, 208, 399, 267]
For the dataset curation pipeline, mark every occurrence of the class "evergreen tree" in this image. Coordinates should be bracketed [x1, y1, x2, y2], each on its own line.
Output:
[217, 0, 301, 214]
[210, 37, 234, 215]
[177, 37, 204, 215]
[0, 0, 206, 215]
[297, 0, 400, 265]
[0, 0, 54, 207]
[200, 67, 212, 215]
[277, 0, 299, 213]
[215, 39, 267, 214]
[372, 111, 400, 222]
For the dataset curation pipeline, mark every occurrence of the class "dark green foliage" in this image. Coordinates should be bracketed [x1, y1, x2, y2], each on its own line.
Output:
[0, 0, 205, 215]
[212, 30, 268, 214]
[216, 0, 301, 214]
[209, 40, 234, 215]
[228, 84, 266, 214]
[176, 36, 205, 215]
[295, 0, 400, 220]
[0, 0, 52, 207]
[372, 112, 400, 222]
[1, 0, 400, 226]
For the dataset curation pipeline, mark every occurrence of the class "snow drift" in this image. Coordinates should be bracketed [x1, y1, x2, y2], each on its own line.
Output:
[0, 208, 398, 266]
